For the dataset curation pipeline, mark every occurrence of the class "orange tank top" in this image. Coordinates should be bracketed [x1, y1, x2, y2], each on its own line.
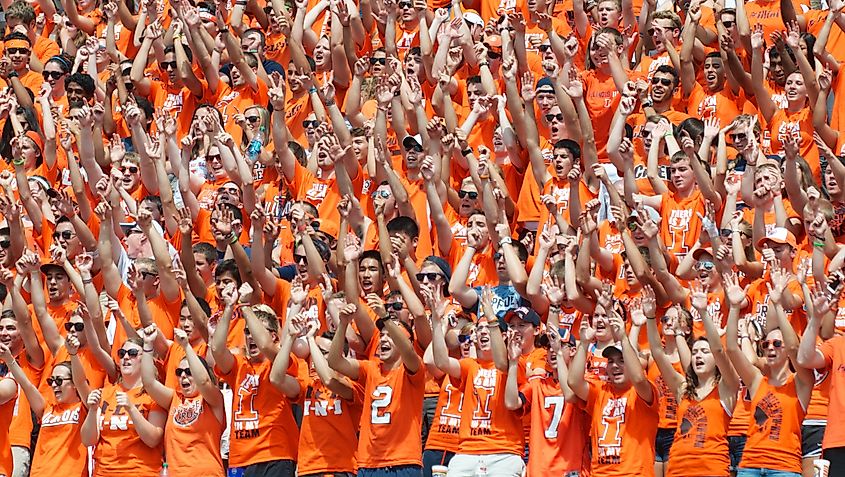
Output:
[739, 376, 805, 474]
[164, 394, 225, 476]
[666, 386, 731, 477]
[648, 360, 683, 429]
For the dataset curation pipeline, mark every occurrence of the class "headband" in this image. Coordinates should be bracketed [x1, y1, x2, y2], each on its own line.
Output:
[48, 55, 72, 72]
[5, 39, 30, 51]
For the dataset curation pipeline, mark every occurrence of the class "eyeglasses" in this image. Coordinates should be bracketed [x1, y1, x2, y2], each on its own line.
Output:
[405, 143, 423, 153]
[42, 70, 65, 80]
[117, 348, 141, 358]
[695, 261, 715, 271]
[386, 302, 404, 311]
[372, 190, 391, 199]
[0, 240, 10, 249]
[370, 57, 386, 65]
[761, 339, 783, 349]
[46, 376, 67, 386]
[651, 77, 673, 86]
[303, 120, 320, 128]
[293, 253, 307, 264]
[7, 48, 30, 55]
[458, 190, 478, 200]
[120, 166, 139, 174]
[539, 44, 552, 52]
[245, 116, 260, 124]
[416, 272, 442, 282]
[175, 367, 192, 377]
[458, 334, 472, 343]
[722, 20, 735, 28]
[52, 230, 75, 241]
[160, 61, 177, 70]
[64, 322, 85, 332]
[545, 113, 564, 122]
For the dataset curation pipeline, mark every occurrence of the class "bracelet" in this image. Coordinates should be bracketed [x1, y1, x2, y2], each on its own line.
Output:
[68, 352, 77, 356]
[461, 147, 473, 156]
[325, 99, 336, 106]
[7, 71, 17, 79]
[12, 157, 24, 166]
[663, 132, 673, 138]
[228, 233, 239, 244]
[308, 86, 317, 94]
[646, 315, 656, 320]
[479, 61, 489, 68]
[143, 348, 154, 353]
[499, 237, 512, 246]
[814, 240, 825, 248]
[82, 278, 93, 284]
[485, 320, 500, 328]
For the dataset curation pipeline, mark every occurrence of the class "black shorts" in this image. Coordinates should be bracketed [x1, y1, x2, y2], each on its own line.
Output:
[802, 424, 826, 458]
[240, 459, 296, 477]
[655, 427, 676, 463]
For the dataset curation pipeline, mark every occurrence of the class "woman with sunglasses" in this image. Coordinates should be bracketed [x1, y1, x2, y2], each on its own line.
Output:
[725, 267, 813, 477]
[41, 55, 72, 107]
[81, 337, 167, 477]
[0, 338, 89, 477]
[644, 284, 739, 477]
[140, 327, 225, 476]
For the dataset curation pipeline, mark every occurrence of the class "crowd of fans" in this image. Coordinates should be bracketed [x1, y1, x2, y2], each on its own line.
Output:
[1, 0, 845, 475]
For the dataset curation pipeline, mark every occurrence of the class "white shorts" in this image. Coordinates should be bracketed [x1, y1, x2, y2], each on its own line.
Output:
[446, 453, 524, 477]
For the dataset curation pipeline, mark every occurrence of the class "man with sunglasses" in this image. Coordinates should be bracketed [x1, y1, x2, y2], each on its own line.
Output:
[1, 32, 43, 94]
[4, 1, 60, 71]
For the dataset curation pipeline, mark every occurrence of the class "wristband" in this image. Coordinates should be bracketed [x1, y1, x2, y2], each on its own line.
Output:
[461, 147, 473, 156]
[814, 240, 825, 248]
[646, 315, 656, 320]
[479, 61, 489, 68]
[324, 98, 336, 106]
[12, 157, 24, 166]
[308, 86, 317, 94]
[663, 132, 673, 138]
[499, 236, 512, 246]
[82, 278, 93, 284]
[143, 348, 154, 353]
[376, 317, 387, 331]
[7, 71, 17, 79]
[228, 233, 239, 244]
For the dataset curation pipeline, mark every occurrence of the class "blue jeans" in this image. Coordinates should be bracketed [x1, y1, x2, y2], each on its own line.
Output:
[736, 469, 802, 477]
[358, 465, 423, 477]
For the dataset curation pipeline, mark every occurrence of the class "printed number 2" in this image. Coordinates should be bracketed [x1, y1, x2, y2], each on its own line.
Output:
[543, 396, 565, 439]
[371, 385, 393, 424]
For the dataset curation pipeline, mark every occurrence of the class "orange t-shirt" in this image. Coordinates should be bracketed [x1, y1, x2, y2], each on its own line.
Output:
[456, 358, 524, 456]
[686, 83, 747, 127]
[660, 189, 706, 260]
[297, 371, 364, 475]
[739, 376, 805, 474]
[424, 376, 463, 452]
[819, 335, 845, 449]
[163, 393, 225, 476]
[585, 379, 660, 476]
[112, 284, 182, 349]
[666, 387, 731, 477]
[766, 107, 821, 182]
[0, 376, 16, 476]
[521, 376, 589, 476]
[92, 383, 164, 477]
[217, 354, 300, 467]
[30, 400, 88, 477]
[9, 350, 44, 449]
[355, 359, 425, 468]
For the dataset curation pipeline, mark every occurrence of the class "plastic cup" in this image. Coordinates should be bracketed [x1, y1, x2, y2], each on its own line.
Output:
[431, 465, 448, 477]
[813, 458, 830, 477]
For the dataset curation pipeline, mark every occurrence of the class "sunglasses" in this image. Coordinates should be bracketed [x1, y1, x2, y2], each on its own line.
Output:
[7, 48, 30, 55]
[729, 133, 747, 142]
[0, 240, 10, 249]
[405, 143, 423, 153]
[120, 166, 139, 174]
[52, 230, 75, 240]
[160, 61, 177, 70]
[372, 190, 391, 199]
[651, 77, 673, 86]
[175, 367, 192, 377]
[416, 272, 443, 282]
[64, 322, 84, 332]
[140, 271, 158, 280]
[458, 334, 472, 343]
[695, 261, 715, 271]
[458, 190, 478, 200]
[386, 302, 404, 311]
[761, 339, 783, 349]
[539, 44, 552, 52]
[42, 70, 65, 80]
[293, 253, 307, 264]
[46, 376, 67, 386]
[370, 57, 386, 65]
[722, 20, 735, 28]
[245, 116, 261, 124]
[121, 68, 132, 76]
[303, 120, 320, 128]
[493, 252, 504, 260]
[117, 348, 141, 358]
[487, 50, 501, 60]
[545, 113, 564, 122]
[399, 1, 412, 7]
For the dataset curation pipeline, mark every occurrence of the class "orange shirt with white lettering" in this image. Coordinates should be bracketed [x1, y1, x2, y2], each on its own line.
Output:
[355, 359, 425, 468]
[297, 371, 364, 475]
[425, 376, 463, 452]
[666, 387, 731, 477]
[585, 379, 660, 476]
[30, 400, 88, 477]
[686, 83, 747, 127]
[767, 107, 821, 181]
[456, 358, 524, 455]
[217, 354, 300, 467]
[164, 393, 225, 476]
[660, 189, 706, 260]
[521, 376, 589, 476]
[739, 376, 805, 474]
[582, 69, 624, 162]
[819, 335, 845, 449]
[93, 383, 165, 477]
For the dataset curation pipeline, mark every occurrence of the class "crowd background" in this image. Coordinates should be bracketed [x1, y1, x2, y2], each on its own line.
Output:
[0, 0, 845, 475]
